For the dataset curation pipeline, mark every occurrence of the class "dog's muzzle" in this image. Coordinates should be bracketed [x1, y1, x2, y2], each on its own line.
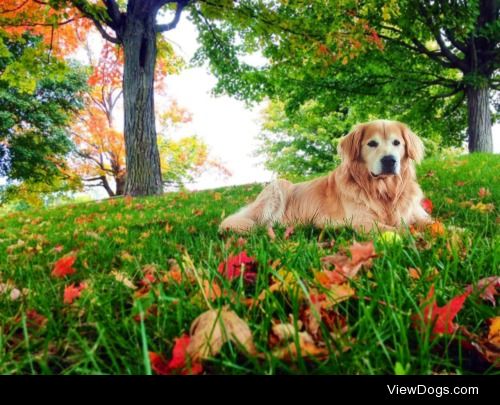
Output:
[381, 155, 397, 174]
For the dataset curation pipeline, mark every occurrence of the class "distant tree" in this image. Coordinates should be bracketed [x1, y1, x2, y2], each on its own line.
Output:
[0, 31, 86, 204]
[71, 39, 219, 196]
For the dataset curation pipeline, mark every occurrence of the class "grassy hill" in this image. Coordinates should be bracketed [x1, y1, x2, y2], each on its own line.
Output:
[0, 153, 498, 374]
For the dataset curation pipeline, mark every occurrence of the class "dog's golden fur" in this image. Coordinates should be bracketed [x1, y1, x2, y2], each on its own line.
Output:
[220, 120, 432, 233]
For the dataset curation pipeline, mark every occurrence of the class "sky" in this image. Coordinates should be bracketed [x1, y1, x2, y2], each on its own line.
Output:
[159, 16, 274, 191]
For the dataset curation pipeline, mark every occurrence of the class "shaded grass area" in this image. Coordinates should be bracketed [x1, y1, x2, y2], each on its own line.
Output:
[0, 153, 498, 374]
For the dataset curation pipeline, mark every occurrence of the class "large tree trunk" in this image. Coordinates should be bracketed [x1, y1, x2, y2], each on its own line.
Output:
[122, 12, 163, 196]
[466, 85, 493, 152]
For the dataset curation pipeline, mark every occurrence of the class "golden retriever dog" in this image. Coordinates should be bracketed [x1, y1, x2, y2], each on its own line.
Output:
[220, 120, 432, 233]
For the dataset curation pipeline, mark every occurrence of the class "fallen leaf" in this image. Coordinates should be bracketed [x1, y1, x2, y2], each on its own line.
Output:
[187, 307, 257, 361]
[321, 241, 377, 281]
[111, 270, 137, 290]
[270, 331, 329, 361]
[470, 202, 495, 213]
[63, 282, 87, 305]
[218, 251, 257, 284]
[52, 255, 77, 278]
[167, 335, 203, 375]
[429, 221, 445, 237]
[460, 318, 500, 367]
[349, 241, 377, 265]
[203, 280, 222, 301]
[465, 276, 499, 306]
[414, 285, 470, 335]
[149, 352, 170, 375]
[478, 188, 491, 198]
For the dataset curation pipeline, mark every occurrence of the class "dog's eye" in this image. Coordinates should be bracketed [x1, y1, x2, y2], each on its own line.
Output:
[393, 140, 401, 146]
[367, 141, 378, 148]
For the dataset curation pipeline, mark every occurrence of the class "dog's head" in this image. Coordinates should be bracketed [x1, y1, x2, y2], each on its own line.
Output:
[338, 120, 424, 177]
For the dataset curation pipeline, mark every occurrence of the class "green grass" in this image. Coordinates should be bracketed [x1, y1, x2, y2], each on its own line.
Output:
[0, 153, 498, 375]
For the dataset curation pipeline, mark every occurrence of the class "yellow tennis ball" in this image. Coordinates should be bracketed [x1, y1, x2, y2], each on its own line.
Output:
[379, 231, 402, 244]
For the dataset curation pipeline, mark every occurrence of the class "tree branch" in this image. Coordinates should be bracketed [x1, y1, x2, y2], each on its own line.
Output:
[102, 0, 123, 29]
[155, 0, 189, 32]
[71, 0, 121, 44]
[434, 30, 468, 71]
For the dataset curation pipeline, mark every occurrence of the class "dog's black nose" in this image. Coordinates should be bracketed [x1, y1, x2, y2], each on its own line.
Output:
[381, 155, 397, 173]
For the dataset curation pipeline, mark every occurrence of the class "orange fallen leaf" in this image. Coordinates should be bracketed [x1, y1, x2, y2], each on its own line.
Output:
[429, 221, 445, 237]
[63, 282, 87, 304]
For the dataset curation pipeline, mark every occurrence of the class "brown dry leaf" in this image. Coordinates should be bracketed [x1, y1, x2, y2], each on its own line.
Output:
[321, 241, 377, 281]
[462, 317, 500, 367]
[111, 270, 137, 290]
[270, 331, 329, 361]
[408, 267, 439, 281]
[466, 276, 499, 306]
[349, 241, 377, 265]
[187, 307, 257, 361]
[271, 320, 302, 343]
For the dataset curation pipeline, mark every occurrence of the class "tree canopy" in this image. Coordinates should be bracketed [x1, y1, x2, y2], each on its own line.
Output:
[0, 32, 87, 203]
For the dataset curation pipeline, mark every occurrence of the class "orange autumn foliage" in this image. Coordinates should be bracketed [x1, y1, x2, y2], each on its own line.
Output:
[0, 0, 92, 56]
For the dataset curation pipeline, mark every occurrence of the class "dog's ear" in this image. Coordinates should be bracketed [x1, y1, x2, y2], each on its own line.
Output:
[400, 123, 424, 163]
[338, 124, 365, 162]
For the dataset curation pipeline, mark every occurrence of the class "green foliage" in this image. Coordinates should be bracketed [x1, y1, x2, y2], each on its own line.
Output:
[193, 0, 498, 159]
[0, 31, 87, 204]
[159, 135, 209, 188]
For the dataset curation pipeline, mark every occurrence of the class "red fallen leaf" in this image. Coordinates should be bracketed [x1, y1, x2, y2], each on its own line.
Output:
[466, 276, 499, 306]
[63, 282, 87, 304]
[149, 352, 170, 375]
[218, 251, 257, 284]
[421, 198, 433, 214]
[52, 256, 77, 278]
[150, 335, 203, 375]
[478, 187, 491, 198]
[26, 309, 48, 329]
[139, 272, 156, 287]
[414, 285, 471, 335]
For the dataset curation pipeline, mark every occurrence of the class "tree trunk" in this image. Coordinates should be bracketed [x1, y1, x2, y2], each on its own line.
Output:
[115, 174, 126, 196]
[465, 86, 493, 153]
[122, 13, 163, 196]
